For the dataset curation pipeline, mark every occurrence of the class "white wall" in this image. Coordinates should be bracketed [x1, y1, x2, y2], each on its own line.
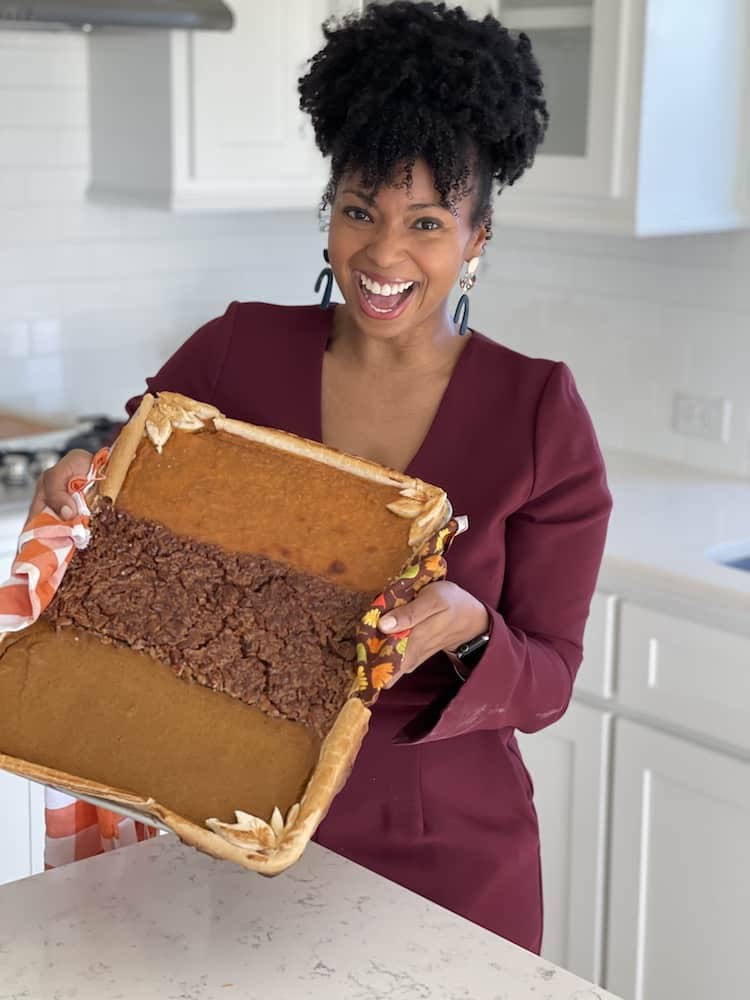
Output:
[1, 31, 749, 478]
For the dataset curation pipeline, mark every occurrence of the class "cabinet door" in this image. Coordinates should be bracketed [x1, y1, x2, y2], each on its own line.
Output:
[497, 0, 629, 201]
[170, 0, 330, 210]
[607, 719, 750, 1000]
[28, 780, 45, 876]
[516, 701, 611, 985]
[617, 602, 750, 754]
[574, 590, 617, 699]
[0, 771, 32, 886]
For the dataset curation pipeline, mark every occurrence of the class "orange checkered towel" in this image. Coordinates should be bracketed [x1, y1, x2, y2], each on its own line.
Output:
[0, 448, 108, 632]
[0, 447, 158, 867]
[44, 788, 159, 870]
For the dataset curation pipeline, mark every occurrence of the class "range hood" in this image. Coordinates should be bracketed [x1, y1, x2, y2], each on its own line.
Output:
[0, 0, 234, 30]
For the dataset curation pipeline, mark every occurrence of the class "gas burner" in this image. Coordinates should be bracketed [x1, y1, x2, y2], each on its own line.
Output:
[0, 415, 121, 492]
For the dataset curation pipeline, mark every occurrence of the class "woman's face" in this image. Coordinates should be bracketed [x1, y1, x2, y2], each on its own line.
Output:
[328, 158, 486, 338]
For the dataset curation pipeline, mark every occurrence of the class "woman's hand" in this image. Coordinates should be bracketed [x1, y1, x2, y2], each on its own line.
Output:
[27, 449, 94, 522]
[376, 580, 490, 688]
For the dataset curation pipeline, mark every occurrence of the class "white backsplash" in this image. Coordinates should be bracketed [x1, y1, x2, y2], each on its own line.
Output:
[1, 31, 749, 478]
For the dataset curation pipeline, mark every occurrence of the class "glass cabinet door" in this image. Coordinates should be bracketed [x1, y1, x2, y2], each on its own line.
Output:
[338, 1, 629, 203]
[496, 0, 628, 200]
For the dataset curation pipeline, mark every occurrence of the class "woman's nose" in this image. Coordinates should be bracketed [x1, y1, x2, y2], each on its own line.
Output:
[364, 225, 408, 271]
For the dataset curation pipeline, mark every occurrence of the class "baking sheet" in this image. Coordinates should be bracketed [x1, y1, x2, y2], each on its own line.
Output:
[48, 784, 170, 832]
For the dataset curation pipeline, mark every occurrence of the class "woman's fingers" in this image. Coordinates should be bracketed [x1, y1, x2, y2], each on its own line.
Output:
[384, 613, 453, 687]
[27, 449, 94, 521]
[377, 582, 447, 634]
[376, 581, 491, 689]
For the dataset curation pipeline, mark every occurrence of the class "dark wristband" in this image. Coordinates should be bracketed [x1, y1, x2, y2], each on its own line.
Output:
[450, 631, 491, 682]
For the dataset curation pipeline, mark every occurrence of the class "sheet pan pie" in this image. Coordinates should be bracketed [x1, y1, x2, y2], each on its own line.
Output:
[0, 392, 456, 874]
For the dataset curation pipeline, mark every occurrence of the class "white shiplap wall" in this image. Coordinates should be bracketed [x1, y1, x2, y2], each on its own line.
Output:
[1, 30, 749, 477]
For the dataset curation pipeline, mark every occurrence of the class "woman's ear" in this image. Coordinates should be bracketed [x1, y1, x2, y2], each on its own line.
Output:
[465, 224, 488, 262]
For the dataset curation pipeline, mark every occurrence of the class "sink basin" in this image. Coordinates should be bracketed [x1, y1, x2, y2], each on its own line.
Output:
[706, 539, 750, 573]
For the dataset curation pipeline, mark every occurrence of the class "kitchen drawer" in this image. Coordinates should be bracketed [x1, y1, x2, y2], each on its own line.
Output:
[617, 603, 750, 752]
[574, 591, 617, 699]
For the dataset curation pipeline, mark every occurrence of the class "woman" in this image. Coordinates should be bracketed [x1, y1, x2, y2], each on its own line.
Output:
[31, 2, 612, 953]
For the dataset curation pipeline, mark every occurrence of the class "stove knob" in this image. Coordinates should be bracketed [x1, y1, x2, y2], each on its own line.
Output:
[2, 453, 32, 486]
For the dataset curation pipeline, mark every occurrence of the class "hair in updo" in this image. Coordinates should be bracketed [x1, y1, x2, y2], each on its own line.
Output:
[298, 1, 549, 234]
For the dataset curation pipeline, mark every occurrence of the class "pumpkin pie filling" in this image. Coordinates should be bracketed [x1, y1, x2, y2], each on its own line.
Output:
[0, 423, 419, 826]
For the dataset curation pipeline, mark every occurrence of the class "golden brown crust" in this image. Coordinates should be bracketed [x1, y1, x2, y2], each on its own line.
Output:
[98, 394, 155, 503]
[0, 752, 160, 811]
[204, 697, 370, 869]
[146, 393, 223, 453]
[214, 416, 408, 489]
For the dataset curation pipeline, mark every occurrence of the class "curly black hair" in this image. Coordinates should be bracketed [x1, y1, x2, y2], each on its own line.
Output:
[298, 1, 549, 233]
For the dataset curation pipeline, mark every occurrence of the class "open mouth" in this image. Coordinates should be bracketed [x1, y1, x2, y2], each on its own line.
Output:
[354, 271, 418, 320]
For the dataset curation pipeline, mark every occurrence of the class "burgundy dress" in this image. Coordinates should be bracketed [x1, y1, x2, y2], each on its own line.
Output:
[125, 301, 613, 954]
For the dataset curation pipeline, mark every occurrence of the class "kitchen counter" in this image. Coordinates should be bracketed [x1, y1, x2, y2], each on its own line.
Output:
[0, 834, 621, 1000]
[598, 448, 750, 634]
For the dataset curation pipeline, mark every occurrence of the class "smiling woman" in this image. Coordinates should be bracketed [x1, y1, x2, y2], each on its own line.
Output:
[331, 162, 482, 327]
[27, 1, 613, 957]
[300, 0, 547, 343]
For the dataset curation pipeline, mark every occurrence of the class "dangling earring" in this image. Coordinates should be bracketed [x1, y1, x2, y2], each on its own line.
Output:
[453, 256, 479, 336]
[315, 249, 333, 309]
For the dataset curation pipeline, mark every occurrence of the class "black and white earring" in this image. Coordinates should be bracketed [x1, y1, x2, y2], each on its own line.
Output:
[315, 249, 333, 309]
[453, 256, 479, 336]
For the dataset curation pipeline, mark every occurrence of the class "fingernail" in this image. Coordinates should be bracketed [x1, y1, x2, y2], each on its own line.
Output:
[60, 504, 73, 520]
[379, 615, 397, 632]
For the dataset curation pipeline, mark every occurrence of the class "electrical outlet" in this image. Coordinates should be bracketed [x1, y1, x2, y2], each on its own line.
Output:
[672, 392, 732, 443]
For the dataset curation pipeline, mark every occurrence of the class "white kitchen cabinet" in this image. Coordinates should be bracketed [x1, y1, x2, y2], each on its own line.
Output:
[492, 0, 750, 234]
[521, 586, 750, 996]
[573, 589, 617, 699]
[87, 0, 331, 212]
[516, 701, 611, 986]
[515, 586, 614, 982]
[0, 772, 33, 885]
[0, 777, 46, 886]
[617, 602, 750, 754]
[0, 513, 46, 885]
[86, 0, 750, 228]
[606, 718, 750, 1000]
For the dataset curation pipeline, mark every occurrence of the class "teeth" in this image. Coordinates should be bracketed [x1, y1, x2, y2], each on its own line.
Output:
[359, 273, 414, 296]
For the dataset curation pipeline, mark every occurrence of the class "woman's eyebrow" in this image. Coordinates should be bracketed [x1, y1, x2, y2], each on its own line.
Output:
[406, 201, 451, 212]
[342, 187, 376, 205]
[341, 188, 451, 212]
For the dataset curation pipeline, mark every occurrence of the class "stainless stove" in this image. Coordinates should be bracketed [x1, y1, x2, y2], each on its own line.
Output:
[0, 415, 122, 569]
[0, 416, 121, 508]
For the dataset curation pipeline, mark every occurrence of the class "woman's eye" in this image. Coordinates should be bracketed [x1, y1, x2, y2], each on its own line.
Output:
[343, 206, 372, 222]
[413, 218, 441, 231]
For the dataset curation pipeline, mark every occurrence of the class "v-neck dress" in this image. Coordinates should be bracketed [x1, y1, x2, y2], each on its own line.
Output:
[124, 301, 614, 954]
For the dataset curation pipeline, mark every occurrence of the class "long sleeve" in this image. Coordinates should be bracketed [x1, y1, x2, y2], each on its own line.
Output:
[123, 302, 238, 419]
[394, 361, 614, 745]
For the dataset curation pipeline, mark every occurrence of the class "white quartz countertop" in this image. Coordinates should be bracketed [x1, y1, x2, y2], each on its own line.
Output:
[0, 835, 620, 1000]
[598, 448, 750, 631]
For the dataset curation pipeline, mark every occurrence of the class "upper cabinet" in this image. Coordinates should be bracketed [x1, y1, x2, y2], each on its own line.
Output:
[87, 0, 331, 212]
[493, 0, 750, 234]
[87, 0, 750, 232]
